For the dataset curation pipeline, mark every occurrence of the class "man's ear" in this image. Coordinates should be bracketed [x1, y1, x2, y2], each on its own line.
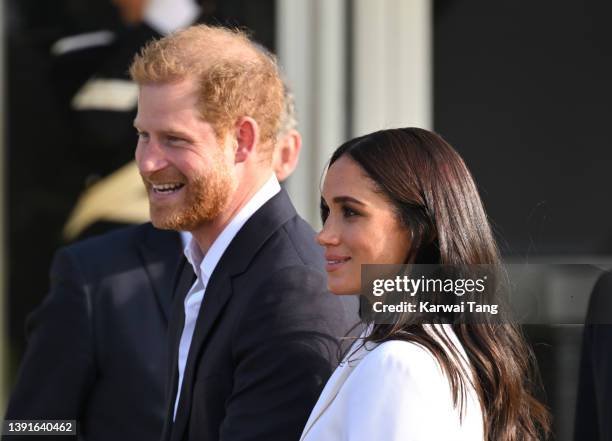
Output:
[234, 117, 259, 163]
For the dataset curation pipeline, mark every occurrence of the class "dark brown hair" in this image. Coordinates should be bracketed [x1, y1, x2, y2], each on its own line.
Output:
[328, 128, 550, 441]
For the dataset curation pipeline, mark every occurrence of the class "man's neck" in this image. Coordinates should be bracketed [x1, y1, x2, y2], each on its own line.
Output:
[190, 173, 273, 255]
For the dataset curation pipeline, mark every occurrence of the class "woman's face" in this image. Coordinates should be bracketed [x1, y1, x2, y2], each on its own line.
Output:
[317, 155, 412, 295]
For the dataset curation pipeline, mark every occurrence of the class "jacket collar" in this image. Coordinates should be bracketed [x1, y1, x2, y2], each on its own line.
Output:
[299, 338, 375, 440]
[136, 223, 183, 322]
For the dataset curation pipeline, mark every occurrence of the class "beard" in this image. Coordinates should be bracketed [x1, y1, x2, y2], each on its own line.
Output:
[144, 162, 236, 231]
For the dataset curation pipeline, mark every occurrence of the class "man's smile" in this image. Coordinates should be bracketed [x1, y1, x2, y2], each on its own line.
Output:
[151, 182, 185, 194]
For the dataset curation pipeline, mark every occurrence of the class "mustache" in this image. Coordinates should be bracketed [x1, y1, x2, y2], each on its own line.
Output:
[141, 169, 187, 185]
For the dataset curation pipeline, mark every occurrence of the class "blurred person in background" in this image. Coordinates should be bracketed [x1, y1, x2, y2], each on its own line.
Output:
[574, 272, 612, 441]
[6, 0, 274, 377]
[3, 83, 303, 441]
[6, 0, 199, 374]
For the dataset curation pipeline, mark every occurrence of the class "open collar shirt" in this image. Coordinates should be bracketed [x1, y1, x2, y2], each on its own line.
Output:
[173, 174, 281, 419]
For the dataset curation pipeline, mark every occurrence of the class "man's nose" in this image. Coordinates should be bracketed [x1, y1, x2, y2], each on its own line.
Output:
[135, 140, 168, 175]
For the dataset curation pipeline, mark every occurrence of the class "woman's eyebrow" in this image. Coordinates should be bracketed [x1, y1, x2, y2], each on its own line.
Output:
[332, 196, 365, 206]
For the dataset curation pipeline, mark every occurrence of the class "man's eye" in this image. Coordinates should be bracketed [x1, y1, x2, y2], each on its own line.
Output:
[137, 131, 149, 140]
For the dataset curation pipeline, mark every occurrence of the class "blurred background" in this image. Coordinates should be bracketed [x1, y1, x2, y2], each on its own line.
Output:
[1, 1, 611, 439]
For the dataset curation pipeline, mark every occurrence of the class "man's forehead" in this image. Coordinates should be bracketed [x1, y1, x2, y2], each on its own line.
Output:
[136, 79, 199, 116]
[139, 77, 198, 97]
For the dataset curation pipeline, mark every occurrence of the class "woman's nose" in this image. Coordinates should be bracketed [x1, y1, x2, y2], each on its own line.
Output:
[316, 220, 340, 247]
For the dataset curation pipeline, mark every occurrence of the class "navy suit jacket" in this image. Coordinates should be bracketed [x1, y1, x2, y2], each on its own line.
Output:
[4, 223, 182, 441]
[574, 271, 612, 441]
[164, 189, 358, 441]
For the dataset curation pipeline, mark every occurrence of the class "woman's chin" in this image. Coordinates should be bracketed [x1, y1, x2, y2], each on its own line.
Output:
[327, 282, 360, 296]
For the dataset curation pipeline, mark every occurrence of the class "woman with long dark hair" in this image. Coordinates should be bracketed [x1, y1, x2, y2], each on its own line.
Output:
[300, 128, 550, 440]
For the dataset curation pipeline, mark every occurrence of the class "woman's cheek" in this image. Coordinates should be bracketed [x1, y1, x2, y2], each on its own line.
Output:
[344, 221, 364, 250]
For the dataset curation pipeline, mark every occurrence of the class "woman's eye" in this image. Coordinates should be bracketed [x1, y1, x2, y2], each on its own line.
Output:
[342, 206, 358, 218]
[320, 204, 329, 223]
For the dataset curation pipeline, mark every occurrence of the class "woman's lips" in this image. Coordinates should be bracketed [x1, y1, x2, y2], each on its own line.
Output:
[325, 255, 351, 272]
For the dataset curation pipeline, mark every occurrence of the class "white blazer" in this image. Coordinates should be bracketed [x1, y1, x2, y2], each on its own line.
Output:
[300, 326, 484, 441]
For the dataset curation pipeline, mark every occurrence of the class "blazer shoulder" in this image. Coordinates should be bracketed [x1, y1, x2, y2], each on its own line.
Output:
[347, 339, 482, 422]
[274, 216, 324, 267]
[591, 271, 612, 298]
[356, 340, 443, 377]
[56, 223, 178, 281]
[64, 224, 146, 257]
[586, 271, 612, 322]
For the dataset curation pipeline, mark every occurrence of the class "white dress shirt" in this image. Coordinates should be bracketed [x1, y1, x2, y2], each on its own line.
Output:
[179, 231, 191, 248]
[173, 175, 281, 419]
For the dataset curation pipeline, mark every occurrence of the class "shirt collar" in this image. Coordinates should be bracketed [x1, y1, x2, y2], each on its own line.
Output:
[183, 174, 281, 284]
[180, 231, 192, 248]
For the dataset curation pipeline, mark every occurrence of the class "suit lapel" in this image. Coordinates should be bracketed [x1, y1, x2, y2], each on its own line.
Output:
[170, 270, 233, 441]
[299, 342, 371, 440]
[170, 189, 297, 441]
[164, 259, 196, 441]
[137, 224, 183, 322]
[169, 259, 196, 378]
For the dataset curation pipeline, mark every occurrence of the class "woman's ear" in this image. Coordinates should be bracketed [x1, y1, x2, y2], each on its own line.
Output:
[401, 209, 439, 264]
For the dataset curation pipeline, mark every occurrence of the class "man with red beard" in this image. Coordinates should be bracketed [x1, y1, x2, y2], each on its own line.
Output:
[1, 84, 309, 441]
[131, 25, 355, 441]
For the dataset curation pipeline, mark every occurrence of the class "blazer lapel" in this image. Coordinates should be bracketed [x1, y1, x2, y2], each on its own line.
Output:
[164, 259, 196, 441]
[137, 224, 183, 322]
[170, 270, 233, 441]
[170, 189, 298, 441]
[299, 341, 372, 440]
[168, 259, 196, 377]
